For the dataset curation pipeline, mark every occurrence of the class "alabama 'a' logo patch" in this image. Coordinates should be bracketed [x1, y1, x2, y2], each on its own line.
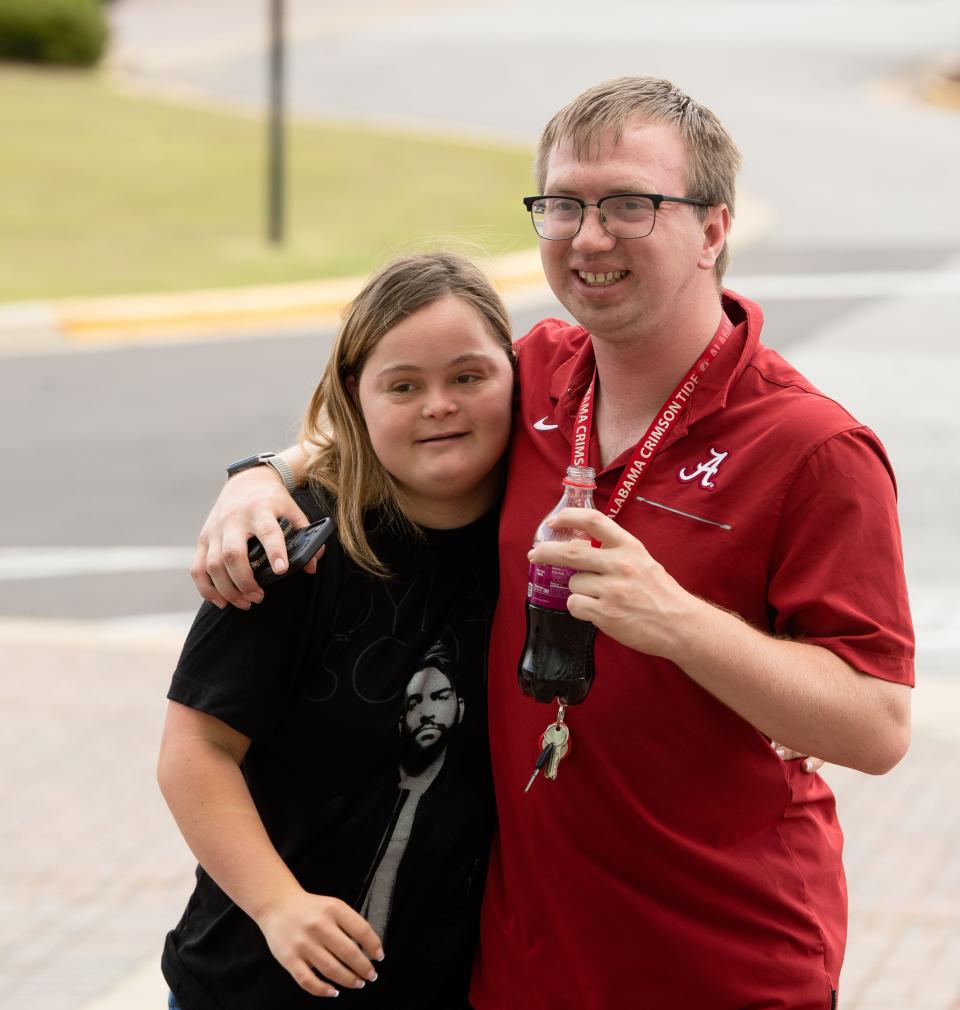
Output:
[678, 448, 729, 490]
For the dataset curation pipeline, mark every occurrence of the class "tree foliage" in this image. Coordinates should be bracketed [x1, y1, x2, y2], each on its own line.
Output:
[0, 0, 108, 67]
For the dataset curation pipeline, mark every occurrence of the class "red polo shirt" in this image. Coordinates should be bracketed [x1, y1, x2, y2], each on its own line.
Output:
[471, 291, 914, 1010]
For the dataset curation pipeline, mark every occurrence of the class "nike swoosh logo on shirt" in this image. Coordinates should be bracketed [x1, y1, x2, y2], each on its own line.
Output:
[533, 417, 559, 431]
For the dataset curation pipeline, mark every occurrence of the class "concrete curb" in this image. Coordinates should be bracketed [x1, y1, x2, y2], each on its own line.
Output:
[0, 248, 546, 352]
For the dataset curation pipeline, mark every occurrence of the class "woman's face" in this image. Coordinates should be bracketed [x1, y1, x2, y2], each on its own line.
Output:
[354, 295, 515, 527]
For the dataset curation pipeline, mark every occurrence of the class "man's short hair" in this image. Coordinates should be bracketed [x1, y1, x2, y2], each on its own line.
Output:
[535, 76, 742, 279]
[412, 634, 461, 695]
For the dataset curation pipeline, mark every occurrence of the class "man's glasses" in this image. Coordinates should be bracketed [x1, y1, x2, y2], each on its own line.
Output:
[522, 193, 712, 241]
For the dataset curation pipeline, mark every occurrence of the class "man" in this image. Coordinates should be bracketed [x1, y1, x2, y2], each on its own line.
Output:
[362, 642, 466, 937]
[194, 78, 913, 1008]
[399, 647, 465, 775]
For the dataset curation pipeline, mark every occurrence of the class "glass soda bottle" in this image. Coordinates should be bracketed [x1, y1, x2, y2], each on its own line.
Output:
[517, 465, 598, 705]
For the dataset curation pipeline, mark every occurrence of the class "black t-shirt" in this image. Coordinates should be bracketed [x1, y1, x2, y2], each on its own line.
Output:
[162, 492, 498, 1010]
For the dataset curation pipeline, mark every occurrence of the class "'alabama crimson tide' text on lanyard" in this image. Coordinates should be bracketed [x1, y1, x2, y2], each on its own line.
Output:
[571, 315, 735, 522]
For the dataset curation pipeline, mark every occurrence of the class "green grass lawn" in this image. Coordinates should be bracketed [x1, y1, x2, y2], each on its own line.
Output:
[0, 65, 537, 300]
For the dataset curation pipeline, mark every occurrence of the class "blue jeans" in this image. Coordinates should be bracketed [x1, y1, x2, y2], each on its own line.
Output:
[167, 994, 182, 1010]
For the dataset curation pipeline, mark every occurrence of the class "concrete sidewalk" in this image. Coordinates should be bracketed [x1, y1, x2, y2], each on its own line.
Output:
[0, 617, 956, 1010]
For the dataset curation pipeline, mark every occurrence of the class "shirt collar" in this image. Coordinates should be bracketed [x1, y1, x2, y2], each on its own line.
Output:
[678, 288, 760, 435]
[545, 289, 763, 455]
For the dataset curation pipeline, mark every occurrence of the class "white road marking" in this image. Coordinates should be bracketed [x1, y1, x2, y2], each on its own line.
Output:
[0, 547, 195, 581]
[726, 268, 960, 300]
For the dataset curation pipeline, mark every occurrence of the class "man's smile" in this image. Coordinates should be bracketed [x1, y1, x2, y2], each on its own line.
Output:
[577, 269, 630, 287]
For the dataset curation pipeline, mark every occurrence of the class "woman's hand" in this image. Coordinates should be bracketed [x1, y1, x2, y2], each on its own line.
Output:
[159, 703, 379, 998]
[257, 888, 384, 998]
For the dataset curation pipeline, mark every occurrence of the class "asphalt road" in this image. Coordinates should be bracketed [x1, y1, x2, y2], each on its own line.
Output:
[2, 0, 958, 674]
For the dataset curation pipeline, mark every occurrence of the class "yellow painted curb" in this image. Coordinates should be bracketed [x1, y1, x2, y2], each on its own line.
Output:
[57, 277, 364, 342]
[52, 248, 548, 346]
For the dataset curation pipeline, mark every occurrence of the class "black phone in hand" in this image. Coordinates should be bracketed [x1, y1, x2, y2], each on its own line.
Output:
[248, 517, 335, 586]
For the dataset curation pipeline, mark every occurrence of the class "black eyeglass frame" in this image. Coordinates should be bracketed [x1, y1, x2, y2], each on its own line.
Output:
[522, 193, 713, 240]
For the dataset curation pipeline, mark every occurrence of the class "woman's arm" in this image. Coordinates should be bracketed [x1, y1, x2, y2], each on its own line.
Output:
[157, 700, 383, 997]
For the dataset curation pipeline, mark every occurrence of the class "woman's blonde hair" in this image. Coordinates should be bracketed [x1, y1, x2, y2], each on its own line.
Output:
[300, 250, 515, 575]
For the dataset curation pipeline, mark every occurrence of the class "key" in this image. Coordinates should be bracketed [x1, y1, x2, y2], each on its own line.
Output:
[524, 741, 555, 793]
[542, 723, 570, 781]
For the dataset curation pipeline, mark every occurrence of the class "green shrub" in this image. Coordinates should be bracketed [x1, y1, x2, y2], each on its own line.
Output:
[0, 0, 108, 67]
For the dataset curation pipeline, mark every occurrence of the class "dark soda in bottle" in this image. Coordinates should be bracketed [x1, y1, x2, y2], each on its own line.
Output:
[517, 465, 598, 705]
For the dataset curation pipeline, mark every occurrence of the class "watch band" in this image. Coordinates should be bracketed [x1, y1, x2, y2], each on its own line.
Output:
[226, 452, 298, 494]
[263, 454, 297, 494]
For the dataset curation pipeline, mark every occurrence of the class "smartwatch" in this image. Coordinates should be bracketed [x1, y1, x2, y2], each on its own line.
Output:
[226, 452, 297, 494]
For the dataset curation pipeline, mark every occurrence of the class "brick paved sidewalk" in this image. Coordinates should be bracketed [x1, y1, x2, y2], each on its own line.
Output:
[0, 623, 194, 1010]
[0, 621, 957, 1010]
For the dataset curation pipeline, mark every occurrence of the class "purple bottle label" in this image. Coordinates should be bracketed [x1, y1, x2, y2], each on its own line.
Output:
[527, 562, 575, 611]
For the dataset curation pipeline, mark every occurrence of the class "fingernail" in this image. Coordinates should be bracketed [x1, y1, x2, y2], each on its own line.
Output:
[272, 558, 287, 574]
[353, 981, 366, 989]
[375, 949, 385, 961]
[366, 970, 378, 982]
[803, 759, 814, 772]
[775, 747, 786, 758]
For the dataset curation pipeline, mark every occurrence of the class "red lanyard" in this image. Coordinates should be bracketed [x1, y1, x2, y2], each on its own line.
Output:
[570, 314, 735, 522]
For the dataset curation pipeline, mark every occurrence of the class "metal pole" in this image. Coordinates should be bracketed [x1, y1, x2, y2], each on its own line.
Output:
[268, 0, 285, 245]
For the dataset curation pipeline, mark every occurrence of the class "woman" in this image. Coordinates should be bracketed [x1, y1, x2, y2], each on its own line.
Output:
[158, 251, 516, 1009]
